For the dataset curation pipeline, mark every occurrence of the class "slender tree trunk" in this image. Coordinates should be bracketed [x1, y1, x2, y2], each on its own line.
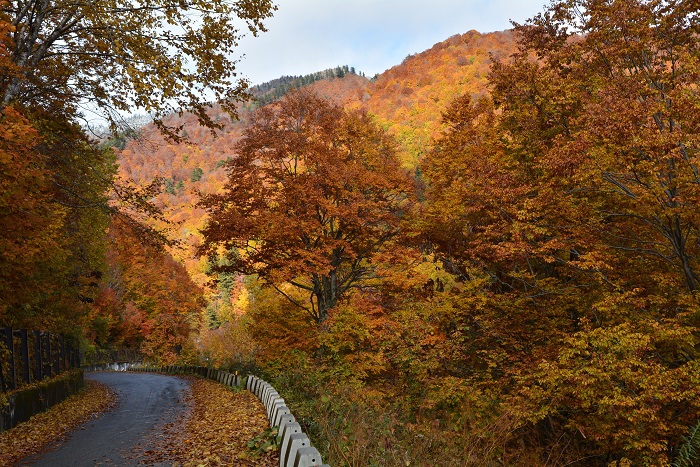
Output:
[668, 216, 699, 292]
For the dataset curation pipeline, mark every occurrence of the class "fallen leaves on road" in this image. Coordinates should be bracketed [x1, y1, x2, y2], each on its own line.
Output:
[0, 379, 116, 466]
[143, 377, 278, 466]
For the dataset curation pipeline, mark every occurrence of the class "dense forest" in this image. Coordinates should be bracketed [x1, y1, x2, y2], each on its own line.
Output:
[2, 0, 700, 465]
[251, 65, 361, 106]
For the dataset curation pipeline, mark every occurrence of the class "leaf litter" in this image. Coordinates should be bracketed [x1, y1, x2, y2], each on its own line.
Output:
[141, 376, 278, 466]
[0, 379, 117, 466]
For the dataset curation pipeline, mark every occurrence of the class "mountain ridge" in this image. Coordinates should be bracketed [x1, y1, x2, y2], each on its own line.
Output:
[116, 29, 519, 286]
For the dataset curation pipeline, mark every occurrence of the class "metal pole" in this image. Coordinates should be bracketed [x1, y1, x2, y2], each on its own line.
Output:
[60, 335, 66, 372]
[20, 329, 30, 384]
[52, 334, 60, 375]
[34, 330, 42, 381]
[45, 332, 52, 378]
[4, 327, 16, 390]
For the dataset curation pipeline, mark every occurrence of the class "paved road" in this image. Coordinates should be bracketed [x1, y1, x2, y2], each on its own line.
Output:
[28, 372, 190, 466]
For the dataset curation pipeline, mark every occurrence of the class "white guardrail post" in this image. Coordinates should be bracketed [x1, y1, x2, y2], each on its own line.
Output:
[247, 374, 329, 467]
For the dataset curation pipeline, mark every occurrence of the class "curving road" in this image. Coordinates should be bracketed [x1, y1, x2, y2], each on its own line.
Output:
[27, 372, 190, 467]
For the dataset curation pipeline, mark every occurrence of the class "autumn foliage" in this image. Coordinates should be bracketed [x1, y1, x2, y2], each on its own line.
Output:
[0, 1, 275, 359]
[6, 0, 700, 464]
[194, 2, 700, 465]
[83, 218, 205, 363]
[106, 3, 700, 463]
[200, 89, 414, 324]
[418, 0, 700, 463]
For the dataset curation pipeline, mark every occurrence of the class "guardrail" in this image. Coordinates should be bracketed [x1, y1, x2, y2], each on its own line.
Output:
[86, 363, 330, 466]
[0, 368, 84, 432]
[247, 375, 330, 467]
[0, 327, 80, 393]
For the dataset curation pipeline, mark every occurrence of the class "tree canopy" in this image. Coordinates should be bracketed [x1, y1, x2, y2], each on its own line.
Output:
[0, 0, 275, 338]
[1, 0, 275, 133]
[200, 89, 414, 323]
[420, 0, 700, 462]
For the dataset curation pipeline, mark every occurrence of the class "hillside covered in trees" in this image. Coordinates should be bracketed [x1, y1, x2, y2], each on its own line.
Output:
[3, 0, 700, 465]
[251, 65, 364, 106]
[0, 0, 275, 362]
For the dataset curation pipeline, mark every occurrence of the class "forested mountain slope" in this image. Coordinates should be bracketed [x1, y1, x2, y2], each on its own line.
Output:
[117, 29, 517, 272]
[114, 6, 700, 463]
[359, 30, 518, 167]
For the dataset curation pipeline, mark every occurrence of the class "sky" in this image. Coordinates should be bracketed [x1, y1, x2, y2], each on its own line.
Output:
[235, 0, 548, 86]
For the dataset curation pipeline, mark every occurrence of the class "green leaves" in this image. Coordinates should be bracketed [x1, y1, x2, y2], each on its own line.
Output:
[674, 421, 700, 467]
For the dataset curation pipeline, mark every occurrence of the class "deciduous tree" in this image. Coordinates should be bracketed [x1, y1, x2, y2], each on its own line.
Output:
[421, 0, 700, 462]
[0, 0, 276, 134]
[200, 89, 414, 323]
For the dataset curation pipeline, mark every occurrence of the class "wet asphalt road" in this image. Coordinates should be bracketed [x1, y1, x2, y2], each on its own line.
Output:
[27, 372, 190, 467]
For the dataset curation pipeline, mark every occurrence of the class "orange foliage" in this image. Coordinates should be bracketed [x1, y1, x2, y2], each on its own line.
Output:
[198, 316, 257, 369]
[89, 218, 205, 363]
[0, 106, 67, 323]
[200, 89, 414, 323]
[359, 30, 519, 168]
[85, 10, 700, 463]
[418, 1, 700, 463]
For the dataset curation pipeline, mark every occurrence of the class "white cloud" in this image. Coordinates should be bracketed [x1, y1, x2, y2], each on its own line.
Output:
[235, 0, 546, 84]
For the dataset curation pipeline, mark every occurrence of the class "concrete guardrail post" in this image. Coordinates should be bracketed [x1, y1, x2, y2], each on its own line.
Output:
[293, 447, 323, 467]
[265, 388, 278, 407]
[255, 379, 265, 397]
[263, 385, 275, 402]
[268, 397, 285, 420]
[257, 381, 269, 399]
[282, 433, 310, 467]
[272, 405, 292, 428]
[264, 390, 279, 410]
[246, 375, 255, 391]
[254, 379, 264, 397]
[279, 422, 303, 467]
[277, 413, 296, 432]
